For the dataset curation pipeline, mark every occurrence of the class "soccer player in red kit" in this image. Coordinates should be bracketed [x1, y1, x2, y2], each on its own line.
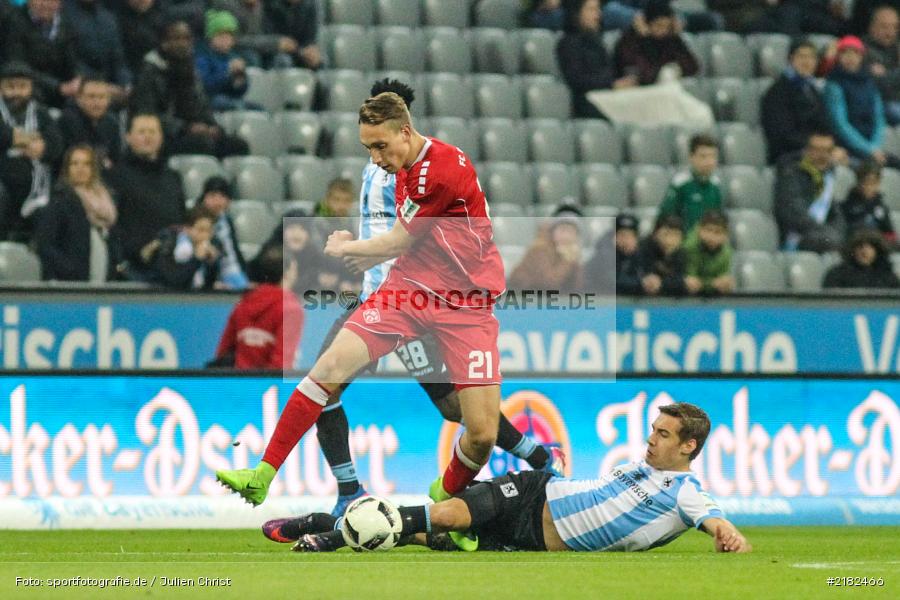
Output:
[216, 92, 506, 509]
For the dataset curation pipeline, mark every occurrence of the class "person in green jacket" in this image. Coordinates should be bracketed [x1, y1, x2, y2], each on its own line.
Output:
[684, 209, 734, 296]
[658, 134, 722, 233]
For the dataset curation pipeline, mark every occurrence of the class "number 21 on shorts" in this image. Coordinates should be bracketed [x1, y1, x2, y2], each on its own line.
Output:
[468, 350, 494, 379]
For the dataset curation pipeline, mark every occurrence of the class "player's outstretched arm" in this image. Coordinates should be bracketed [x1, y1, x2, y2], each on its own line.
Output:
[701, 518, 752, 553]
[325, 222, 415, 259]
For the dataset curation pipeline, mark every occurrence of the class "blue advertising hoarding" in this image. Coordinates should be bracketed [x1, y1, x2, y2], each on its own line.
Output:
[0, 374, 896, 528]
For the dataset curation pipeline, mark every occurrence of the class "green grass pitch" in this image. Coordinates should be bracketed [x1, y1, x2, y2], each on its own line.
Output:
[1, 528, 898, 599]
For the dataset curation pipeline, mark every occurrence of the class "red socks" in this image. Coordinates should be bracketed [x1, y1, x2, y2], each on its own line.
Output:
[262, 377, 331, 470]
[441, 442, 483, 495]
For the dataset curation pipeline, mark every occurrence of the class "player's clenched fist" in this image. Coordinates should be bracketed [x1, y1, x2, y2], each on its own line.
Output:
[325, 230, 354, 257]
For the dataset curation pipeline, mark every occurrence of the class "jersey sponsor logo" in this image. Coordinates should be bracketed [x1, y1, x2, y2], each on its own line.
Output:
[500, 482, 519, 498]
[363, 309, 381, 324]
[400, 197, 419, 222]
[612, 468, 654, 506]
[663, 476, 674, 488]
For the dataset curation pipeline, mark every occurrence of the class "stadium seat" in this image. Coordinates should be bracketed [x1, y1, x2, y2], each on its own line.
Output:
[326, 0, 375, 26]
[833, 164, 856, 200]
[275, 111, 322, 156]
[883, 126, 900, 157]
[627, 164, 671, 208]
[378, 27, 426, 72]
[328, 26, 377, 71]
[323, 112, 366, 158]
[426, 73, 475, 117]
[473, 74, 524, 119]
[527, 119, 575, 163]
[520, 29, 560, 76]
[226, 111, 283, 159]
[480, 118, 528, 162]
[881, 168, 900, 211]
[331, 157, 368, 197]
[710, 78, 761, 125]
[239, 243, 261, 260]
[719, 123, 766, 166]
[806, 34, 838, 53]
[230, 201, 279, 245]
[0, 242, 41, 282]
[523, 76, 571, 119]
[492, 216, 537, 247]
[579, 164, 629, 208]
[892, 253, 900, 278]
[705, 33, 753, 79]
[681, 77, 711, 105]
[722, 165, 773, 211]
[430, 117, 480, 159]
[274, 200, 317, 217]
[784, 251, 826, 292]
[730, 209, 779, 252]
[168, 155, 225, 201]
[489, 202, 527, 216]
[530, 162, 579, 206]
[228, 158, 285, 204]
[475, 0, 520, 29]
[737, 251, 787, 292]
[425, 27, 474, 74]
[244, 67, 281, 112]
[423, 0, 470, 28]
[626, 126, 674, 166]
[602, 30, 621, 55]
[280, 156, 336, 203]
[574, 119, 624, 165]
[320, 70, 370, 112]
[481, 162, 534, 206]
[634, 206, 659, 236]
[681, 32, 707, 75]
[747, 33, 791, 78]
[376, 0, 421, 27]
[499, 243, 527, 273]
[471, 28, 520, 75]
[280, 69, 317, 111]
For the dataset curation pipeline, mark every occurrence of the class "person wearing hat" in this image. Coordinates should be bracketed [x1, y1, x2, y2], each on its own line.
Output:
[823, 228, 900, 289]
[613, 0, 699, 86]
[0, 60, 63, 241]
[637, 214, 688, 296]
[196, 9, 261, 112]
[584, 212, 642, 295]
[63, 0, 132, 100]
[197, 175, 249, 289]
[824, 35, 900, 167]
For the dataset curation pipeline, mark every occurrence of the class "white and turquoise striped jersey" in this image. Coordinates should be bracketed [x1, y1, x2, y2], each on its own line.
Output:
[546, 461, 724, 552]
[358, 161, 398, 301]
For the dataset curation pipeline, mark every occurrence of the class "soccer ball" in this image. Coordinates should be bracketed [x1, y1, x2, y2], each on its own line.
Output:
[340, 496, 403, 552]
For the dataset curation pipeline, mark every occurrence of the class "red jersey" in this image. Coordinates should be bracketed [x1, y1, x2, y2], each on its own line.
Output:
[390, 137, 505, 305]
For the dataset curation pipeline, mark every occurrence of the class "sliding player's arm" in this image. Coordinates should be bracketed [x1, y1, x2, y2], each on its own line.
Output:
[701, 517, 752, 553]
[324, 221, 416, 259]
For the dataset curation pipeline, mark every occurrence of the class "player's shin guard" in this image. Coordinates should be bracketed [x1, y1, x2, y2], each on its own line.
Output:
[262, 377, 330, 469]
[441, 442, 483, 495]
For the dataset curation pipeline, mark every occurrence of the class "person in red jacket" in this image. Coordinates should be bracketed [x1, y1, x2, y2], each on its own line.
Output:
[214, 244, 304, 369]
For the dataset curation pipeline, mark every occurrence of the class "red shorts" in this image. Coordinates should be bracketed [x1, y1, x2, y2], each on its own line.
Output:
[343, 285, 501, 386]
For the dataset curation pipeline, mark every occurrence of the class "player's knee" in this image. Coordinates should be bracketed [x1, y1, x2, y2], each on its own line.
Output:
[313, 350, 349, 382]
[466, 429, 497, 460]
[433, 394, 462, 422]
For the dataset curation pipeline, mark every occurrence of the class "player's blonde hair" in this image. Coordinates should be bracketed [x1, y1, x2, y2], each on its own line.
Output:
[358, 92, 411, 131]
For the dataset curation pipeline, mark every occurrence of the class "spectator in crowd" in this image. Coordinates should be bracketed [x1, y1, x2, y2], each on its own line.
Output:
[196, 9, 261, 111]
[64, 0, 131, 102]
[36, 144, 122, 282]
[265, 0, 323, 70]
[557, 0, 638, 119]
[524, 0, 565, 30]
[823, 228, 900, 288]
[7, 0, 81, 108]
[1, 0, 20, 66]
[130, 19, 249, 158]
[117, 0, 167, 78]
[210, 0, 295, 68]
[613, 0, 700, 86]
[252, 210, 331, 298]
[585, 212, 642, 295]
[213, 244, 304, 370]
[165, 0, 206, 32]
[851, 0, 900, 36]
[637, 214, 687, 296]
[745, 0, 849, 37]
[106, 112, 185, 267]
[658, 134, 722, 233]
[824, 35, 900, 167]
[0, 61, 63, 242]
[762, 39, 843, 164]
[863, 5, 900, 125]
[149, 204, 223, 290]
[196, 175, 249, 289]
[841, 160, 897, 246]
[775, 131, 845, 252]
[508, 205, 586, 292]
[602, 1, 723, 33]
[59, 78, 121, 168]
[683, 209, 734, 296]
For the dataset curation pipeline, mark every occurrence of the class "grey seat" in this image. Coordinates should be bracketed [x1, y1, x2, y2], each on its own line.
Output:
[489, 202, 526, 216]
[784, 251, 825, 292]
[230, 201, 278, 245]
[681, 77, 711, 105]
[280, 68, 317, 111]
[376, 0, 421, 27]
[425, 27, 474, 74]
[881, 168, 900, 210]
[722, 165, 773, 211]
[747, 33, 791, 78]
[473, 74, 524, 118]
[523, 76, 571, 119]
[883, 126, 900, 156]
[431, 117, 480, 159]
[530, 162, 579, 206]
[239, 243, 261, 260]
[480, 118, 528, 162]
[579, 164, 629, 208]
[627, 164, 671, 208]
[426, 73, 475, 117]
[520, 29, 560, 76]
[275, 111, 322, 156]
[574, 119, 623, 164]
[481, 162, 534, 206]
[472, 27, 520, 75]
[634, 206, 659, 236]
[499, 244, 527, 273]
[320, 70, 370, 112]
[0, 242, 41, 282]
[229, 158, 285, 204]
[326, 0, 375, 25]
[168, 154, 225, 200]
[423, 0, 470, 27]
[228, 111, 283, 158]
[626, 126, 673, 165]
[331, 157, 368, 197]
[328, 25, 377, 71]
[737, 250, 786, 292]
[730, 209, 779, 252]
[273, 200, 317, 217]
[493, 217, 536, 248]
[527, 119, 575, 163]
[705, 33, 753, 78]
[244, 67, 281, 112]
[710, 78, 761, 125]
[323, 112, 366, 158]
[378, 27, 425, 72]
[833, 164, 856, 200]
[280, 156, 337, 202]
[474, 0, 519, 29]
[719, 123, 766, 166]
